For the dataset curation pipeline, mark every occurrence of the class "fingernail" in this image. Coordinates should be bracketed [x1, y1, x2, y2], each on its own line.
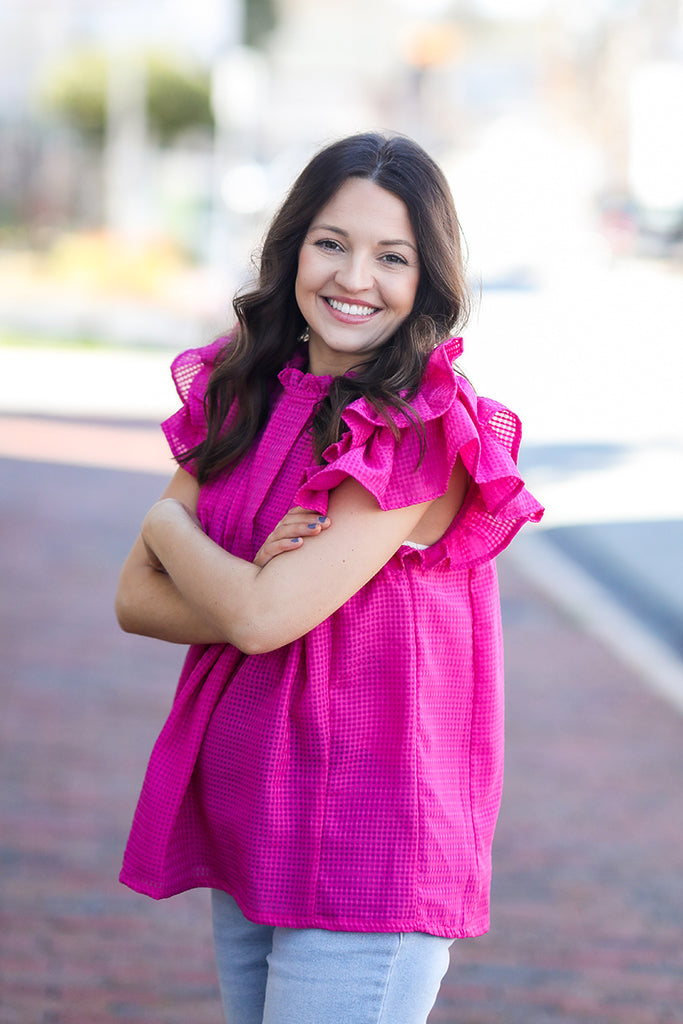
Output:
[307, 523, 318, 529]
[318, 516, 328, 523]
[291, 537, 301, 543]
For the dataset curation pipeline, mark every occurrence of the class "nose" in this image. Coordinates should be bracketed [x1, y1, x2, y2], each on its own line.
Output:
[334, 253, 374, 294]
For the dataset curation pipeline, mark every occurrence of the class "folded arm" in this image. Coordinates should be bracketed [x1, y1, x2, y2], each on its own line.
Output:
[117, 460, 468, 654]
[115, 467, 225, 645]
[138, 467, 470, 654]
[115, 470, 329, 645]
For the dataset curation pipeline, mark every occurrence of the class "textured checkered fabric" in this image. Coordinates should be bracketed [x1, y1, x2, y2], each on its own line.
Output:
[120, 337, 543, 938]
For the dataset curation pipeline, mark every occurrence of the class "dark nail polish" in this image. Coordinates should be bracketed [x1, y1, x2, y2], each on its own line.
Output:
[318, 516, 327, 523]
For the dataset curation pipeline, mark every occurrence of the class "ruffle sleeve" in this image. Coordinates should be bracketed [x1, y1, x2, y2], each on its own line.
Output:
[295, 337, 544, 569]
[160, 338, 228, 475]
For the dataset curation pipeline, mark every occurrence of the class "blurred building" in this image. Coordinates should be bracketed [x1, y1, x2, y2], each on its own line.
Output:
[2, 0, 683, 262]
[0, 0, 238, 246]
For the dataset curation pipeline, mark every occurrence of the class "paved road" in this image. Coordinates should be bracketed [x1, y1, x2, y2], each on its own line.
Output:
[1, 445, 682, 1024]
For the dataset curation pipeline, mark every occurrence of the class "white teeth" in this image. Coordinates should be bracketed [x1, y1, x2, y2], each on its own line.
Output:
[328, 298, 376, 316]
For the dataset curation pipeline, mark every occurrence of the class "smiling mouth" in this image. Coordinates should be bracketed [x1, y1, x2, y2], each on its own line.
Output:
[325, 297, 379, 318]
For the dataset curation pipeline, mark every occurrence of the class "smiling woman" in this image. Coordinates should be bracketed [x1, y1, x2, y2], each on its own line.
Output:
[177, 133, 471, 482]
[115, 132, 543, 1024]
[295, 178, 420, 376]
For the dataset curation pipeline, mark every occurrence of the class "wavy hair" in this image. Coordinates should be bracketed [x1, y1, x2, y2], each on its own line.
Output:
[183, 132, 470, 483]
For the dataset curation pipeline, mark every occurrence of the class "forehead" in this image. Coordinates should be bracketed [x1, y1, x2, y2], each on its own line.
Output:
[312, 177, 415, 242]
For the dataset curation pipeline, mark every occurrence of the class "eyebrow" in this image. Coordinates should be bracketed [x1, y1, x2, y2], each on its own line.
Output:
[310, 223, 418, 253]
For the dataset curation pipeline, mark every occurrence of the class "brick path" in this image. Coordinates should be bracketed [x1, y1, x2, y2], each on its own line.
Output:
[1, 431, 682, 1024]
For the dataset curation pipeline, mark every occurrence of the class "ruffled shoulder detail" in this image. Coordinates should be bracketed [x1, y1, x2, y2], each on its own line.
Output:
[295, 337, 544, 569]
[160, 337, 229, 474]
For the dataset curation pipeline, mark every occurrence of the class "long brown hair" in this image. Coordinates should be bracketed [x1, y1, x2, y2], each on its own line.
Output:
[183, 132, 470, 483]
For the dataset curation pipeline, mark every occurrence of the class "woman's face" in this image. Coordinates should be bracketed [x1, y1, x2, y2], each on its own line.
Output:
[295, 177, 420, 376]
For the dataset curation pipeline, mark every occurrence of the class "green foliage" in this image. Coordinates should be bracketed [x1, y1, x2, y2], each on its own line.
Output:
[41, 49, 214, 145]
[41, 50, 108, 143]
[146, 54, 214, 144]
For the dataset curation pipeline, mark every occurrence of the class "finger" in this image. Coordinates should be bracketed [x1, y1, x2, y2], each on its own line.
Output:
[254, 511, 331, 567]
[254, 535, 303, 568]
[286, 507, 330, 523]
[269, 516, 328, 541]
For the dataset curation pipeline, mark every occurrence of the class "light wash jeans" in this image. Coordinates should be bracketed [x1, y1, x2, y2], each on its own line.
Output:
[211, 890, 453, 1024]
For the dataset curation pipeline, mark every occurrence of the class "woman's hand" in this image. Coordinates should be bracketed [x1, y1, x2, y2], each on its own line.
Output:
[254, 508, 330, 568]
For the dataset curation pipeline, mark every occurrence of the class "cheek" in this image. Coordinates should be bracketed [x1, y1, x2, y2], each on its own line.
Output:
[394, 273, 420, 316]
[296, 248, 323, 289]
[294, 255, 312, 311]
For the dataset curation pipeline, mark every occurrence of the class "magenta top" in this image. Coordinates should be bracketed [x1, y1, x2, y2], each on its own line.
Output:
[120, 336, 543, 938]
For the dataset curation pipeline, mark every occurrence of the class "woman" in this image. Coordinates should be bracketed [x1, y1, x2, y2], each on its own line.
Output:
[116, 132, 543, 1024]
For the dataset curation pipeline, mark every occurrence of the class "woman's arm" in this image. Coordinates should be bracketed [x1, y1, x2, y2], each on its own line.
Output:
[115, 469, 331, 645]
[141, 460, 468, 655]
[115, 467, 224, 644]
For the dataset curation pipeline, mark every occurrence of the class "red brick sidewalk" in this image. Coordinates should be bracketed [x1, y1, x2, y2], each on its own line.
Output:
[1, 443, 682, 1024]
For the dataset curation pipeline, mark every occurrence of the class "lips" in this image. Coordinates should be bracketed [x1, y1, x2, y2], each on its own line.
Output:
[325, 297, 380, 318]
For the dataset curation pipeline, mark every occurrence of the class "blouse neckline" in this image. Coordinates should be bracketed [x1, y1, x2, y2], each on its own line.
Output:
[275, 336, 465, 400]
[276, 346, 336, 398]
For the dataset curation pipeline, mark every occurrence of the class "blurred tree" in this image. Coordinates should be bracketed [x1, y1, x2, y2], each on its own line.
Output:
[244, 0, 277, 47]
[41, 50, 214, 145]
[41, 50, 108, 144]
[145, 54, 214, 144]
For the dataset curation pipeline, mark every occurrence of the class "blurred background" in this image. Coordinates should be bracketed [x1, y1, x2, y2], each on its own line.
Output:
[3, 0, 683, 302]
[1, 1, 682, 1022]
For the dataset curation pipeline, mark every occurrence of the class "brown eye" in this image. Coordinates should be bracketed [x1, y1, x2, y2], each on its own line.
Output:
[381, 253, 408, 265]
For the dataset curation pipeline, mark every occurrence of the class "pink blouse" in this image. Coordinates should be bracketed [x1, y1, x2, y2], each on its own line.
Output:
[120, 336, 543, 939]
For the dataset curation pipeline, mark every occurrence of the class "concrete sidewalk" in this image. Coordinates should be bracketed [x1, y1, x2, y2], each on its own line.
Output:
[1, 449, 682, 1024]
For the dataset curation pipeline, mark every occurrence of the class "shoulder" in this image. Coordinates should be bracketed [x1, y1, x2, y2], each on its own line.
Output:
[295, 338, 469, 514]
[169, 336, 231, 403]
[296, 335, 544, 567]
[160, 336, 233, 472]
[347, 337, 464, 431]
[414, 336, 465, 410]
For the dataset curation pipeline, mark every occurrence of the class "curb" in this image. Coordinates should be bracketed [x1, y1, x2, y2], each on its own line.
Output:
[506, 531, 683, 715]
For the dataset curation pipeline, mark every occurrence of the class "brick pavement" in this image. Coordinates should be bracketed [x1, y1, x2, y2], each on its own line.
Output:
[1, 436, 682, 1024]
